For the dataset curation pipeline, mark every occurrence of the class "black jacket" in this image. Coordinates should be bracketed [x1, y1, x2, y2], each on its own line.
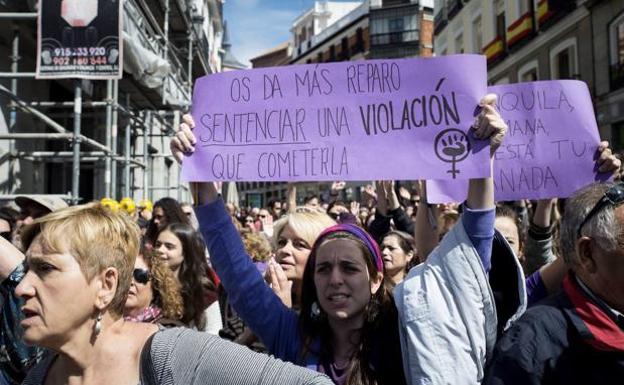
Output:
[484, 288, 624, 385]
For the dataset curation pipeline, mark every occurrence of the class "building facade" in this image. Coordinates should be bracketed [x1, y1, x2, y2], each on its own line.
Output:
[590, 0, 624, 148]
[433, 0, 624, 148]
[0, 0, 226, 203]
[290, 0, 434, 64]
[291, 1, 369, 64]
[237, 0, 434, 208]
[250, 42, 292, 68]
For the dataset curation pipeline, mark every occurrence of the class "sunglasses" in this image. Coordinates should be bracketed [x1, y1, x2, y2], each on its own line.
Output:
[133, 268, 151, 284]
[577, 182, 624, 238]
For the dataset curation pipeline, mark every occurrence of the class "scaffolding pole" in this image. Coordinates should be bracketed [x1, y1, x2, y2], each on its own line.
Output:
[8, 30, 19, 193]
[71, 81, 82, 204]
[162, 0, 170, 106]
[143, 111, 150, 200]
[124, 94, 132, 197]
[0, 133, 75, 140]
[111, 80, 119, 198]
[0, 84, 113, 153]
[105, 80, 113, 197]
[0, 5, 199, 202]
[0, 12, 37, 19]
[0, 72, 35, 78]
[13, 151, 145, 167]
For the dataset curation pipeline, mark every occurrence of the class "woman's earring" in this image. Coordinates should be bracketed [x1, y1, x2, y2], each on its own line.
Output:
[93, 312, 103, 336]
[311, 301, 322, 320]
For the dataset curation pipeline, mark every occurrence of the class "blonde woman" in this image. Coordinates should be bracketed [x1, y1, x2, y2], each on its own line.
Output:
[0, 203, 331, 384]
[269, 208, 336, 308]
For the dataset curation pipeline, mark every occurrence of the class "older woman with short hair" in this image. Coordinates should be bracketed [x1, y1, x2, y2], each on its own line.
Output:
[1, 203, 331, 385]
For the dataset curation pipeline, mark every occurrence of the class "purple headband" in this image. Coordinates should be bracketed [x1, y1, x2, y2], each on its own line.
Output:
[313, 223, 383, 272]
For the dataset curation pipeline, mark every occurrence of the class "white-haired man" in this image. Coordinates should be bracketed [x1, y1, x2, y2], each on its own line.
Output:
[485, 181, 624, 385]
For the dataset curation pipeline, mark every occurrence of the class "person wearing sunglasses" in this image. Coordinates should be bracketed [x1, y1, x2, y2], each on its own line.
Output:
[123, 247, 183, 325]
[485, 181, 624, 385]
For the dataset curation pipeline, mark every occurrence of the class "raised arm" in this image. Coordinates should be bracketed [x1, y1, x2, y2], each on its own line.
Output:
[286, 183, 297, 214]
[171, 115, 301, 361]
[524, 199, 557, 275]
[0, 237, 24, 282]
[463, 94, 507, 272]
[0, 237, 43, 383]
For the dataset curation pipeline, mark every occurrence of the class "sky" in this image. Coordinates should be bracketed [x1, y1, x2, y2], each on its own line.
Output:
[223, 0, 359, 67]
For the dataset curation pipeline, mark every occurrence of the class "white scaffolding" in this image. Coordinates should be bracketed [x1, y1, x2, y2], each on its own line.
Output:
[0, 0, 223, 204]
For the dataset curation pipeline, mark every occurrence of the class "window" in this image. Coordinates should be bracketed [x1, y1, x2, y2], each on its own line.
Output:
[550, 37, 578, 79]
[518, 0, 531, 15]
[341, 37, 349, 60]
[356, 27, 364, 53]
[495, 0, 506, 50]
[518, 60, 539, 82]
[389, 18, 404, 32]
[455, 33, 464, 54]
[614, 121, 624, 151]
[472, 15, 482, 53]
[329, 45, 336, 62]
[609, 12, 624, 89]
[435, 35, 447, 57]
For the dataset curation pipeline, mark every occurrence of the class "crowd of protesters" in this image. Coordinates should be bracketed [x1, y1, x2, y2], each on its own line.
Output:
[0, 94, 622, 384]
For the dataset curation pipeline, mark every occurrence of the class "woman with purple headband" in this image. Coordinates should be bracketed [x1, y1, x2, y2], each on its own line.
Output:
[170, 94, 523, 385]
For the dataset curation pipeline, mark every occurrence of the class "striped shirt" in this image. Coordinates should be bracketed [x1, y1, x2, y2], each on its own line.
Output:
[22, 328, 332, 385]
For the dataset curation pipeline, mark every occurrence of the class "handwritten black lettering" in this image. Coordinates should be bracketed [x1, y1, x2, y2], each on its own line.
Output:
[211, 153, 244, 180]
[230, 77, 251, 102]
[497, 89, 575, 113]
[199, 109, 308, 144]
[263, 74, 283, 100]
[295, 68, 333, 96]
[346, 62, 400, 94]
[495, 166, 558, 192]
[317, 107, 351, 137]
[255, 146, 349, 179]
[358, 93, 460, 135]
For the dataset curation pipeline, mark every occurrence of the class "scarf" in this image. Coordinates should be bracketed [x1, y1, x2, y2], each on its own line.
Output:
[124, 304, 162, 323]
[563, 274, 624, 352]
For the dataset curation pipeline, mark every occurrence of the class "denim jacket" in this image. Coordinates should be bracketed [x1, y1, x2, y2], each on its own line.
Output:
[394, 221, 527, 385]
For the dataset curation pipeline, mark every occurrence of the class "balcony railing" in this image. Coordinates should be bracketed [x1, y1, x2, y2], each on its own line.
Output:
[506, 11, 534, 48]
[537, 0, 576, 30]
[371, 29, 419, 46]
[483, 36, 505, 65]
[611, 62, 624, 91]
[446, 0, 463, 20]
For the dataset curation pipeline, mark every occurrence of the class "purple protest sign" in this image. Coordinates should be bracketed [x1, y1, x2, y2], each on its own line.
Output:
[427, 80, 605, 203]
[181, 55, 490, 182]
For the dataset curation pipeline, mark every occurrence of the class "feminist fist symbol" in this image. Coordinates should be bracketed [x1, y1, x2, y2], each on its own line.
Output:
[434, 129, 471, 179]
